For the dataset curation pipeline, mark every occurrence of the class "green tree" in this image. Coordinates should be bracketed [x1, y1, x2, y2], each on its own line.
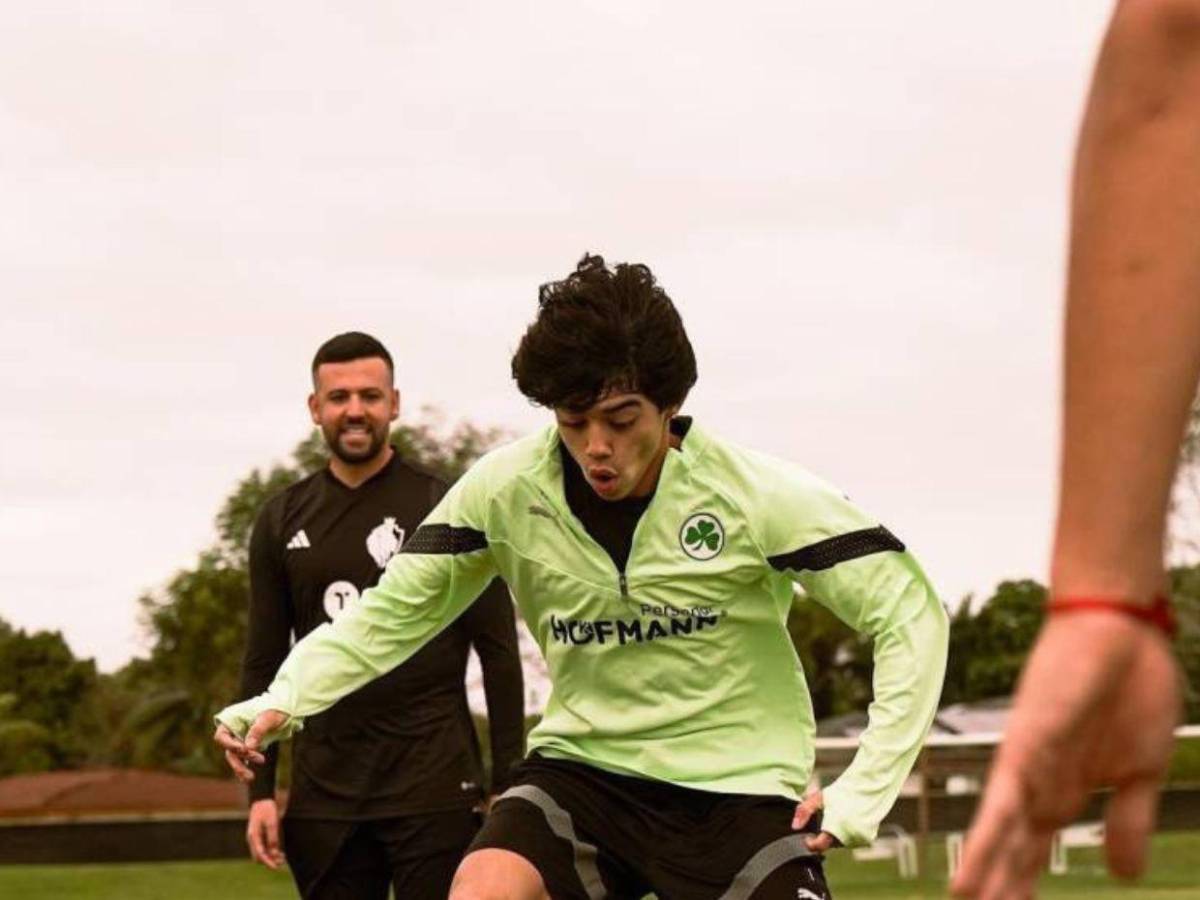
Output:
[388, 411, 509, 484]
[215, 464, 307, 569]
[0, 623, 98, 772]
[113, 552, 249, 773]
[786, 598, 874, 721]
[1182, 395, 1200, 464]
[84, 661, 154, 767]
[1170, 394, 1200, 561]
[942, 579, 1046, 705]
[0, 693, 54, 776]
[784, 581, 1043, 723]
[1169, 564, 1200, 723]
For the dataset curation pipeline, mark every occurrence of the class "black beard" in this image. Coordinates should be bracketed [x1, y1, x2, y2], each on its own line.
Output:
[323, 422, 389, 465]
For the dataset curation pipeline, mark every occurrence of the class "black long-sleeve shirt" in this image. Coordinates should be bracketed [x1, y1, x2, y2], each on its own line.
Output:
[237, 451, 524, 820]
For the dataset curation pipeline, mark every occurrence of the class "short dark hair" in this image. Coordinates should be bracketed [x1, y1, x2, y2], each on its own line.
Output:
[511, 254, 698, 411]
[311, 331, 394, 383]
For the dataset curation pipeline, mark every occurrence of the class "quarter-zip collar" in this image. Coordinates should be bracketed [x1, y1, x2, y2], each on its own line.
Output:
[521, 417, 711, 598]
[526, 417, 706, 514]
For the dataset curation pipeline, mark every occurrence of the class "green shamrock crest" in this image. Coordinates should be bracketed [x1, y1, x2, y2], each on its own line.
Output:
[685, 519, 720, 551]
[680, 513, 725, 560]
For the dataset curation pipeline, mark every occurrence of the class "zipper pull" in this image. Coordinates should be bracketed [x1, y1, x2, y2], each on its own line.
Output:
[619, 573, 628, 597]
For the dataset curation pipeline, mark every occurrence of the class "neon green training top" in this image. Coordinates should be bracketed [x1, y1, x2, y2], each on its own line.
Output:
[217, 420, 948, 846]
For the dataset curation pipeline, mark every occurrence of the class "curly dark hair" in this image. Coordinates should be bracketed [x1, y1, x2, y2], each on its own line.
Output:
[511, 254, 698, 411]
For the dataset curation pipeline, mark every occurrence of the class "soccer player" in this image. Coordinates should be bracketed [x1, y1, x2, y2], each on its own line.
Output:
[219, 332, 525, 900]
[952, 2, 1194, 896]
[216, 259, 949, 899]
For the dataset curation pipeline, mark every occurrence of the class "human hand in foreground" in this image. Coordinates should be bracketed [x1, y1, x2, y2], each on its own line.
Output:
[952, 614, 1181, 899]
[213, 709, 289, 783]
[792, 789, 840, 853]
[246, 798, 286, 870]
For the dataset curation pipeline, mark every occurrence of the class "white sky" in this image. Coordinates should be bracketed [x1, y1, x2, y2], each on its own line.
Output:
[1, 2, 1119, 671]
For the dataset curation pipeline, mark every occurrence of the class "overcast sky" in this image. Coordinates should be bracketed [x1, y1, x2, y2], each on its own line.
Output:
[2, 2, 1124, 670]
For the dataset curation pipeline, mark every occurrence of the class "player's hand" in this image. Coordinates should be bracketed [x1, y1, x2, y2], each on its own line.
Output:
[213, 710, 289, 783]
[246, 798, 286, 870]
[951, 614, 1181, 899]
[792, 789, 839, 852]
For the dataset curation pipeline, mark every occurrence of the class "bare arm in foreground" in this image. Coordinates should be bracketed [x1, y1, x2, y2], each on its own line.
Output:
[952, 1, 1199, 895]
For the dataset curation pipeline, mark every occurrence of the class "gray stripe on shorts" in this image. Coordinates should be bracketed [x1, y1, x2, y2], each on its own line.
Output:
[497, 784, 606, 900]
[717, 834, 819, 900]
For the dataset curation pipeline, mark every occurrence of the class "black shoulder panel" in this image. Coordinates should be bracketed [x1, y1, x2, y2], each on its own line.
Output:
[401, 524, 488, 555]
[768, 526, 905, 574]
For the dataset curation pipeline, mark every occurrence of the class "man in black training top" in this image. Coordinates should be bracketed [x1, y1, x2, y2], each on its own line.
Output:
[229, 332, 525, 900]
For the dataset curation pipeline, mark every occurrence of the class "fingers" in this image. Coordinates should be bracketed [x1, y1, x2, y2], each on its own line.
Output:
[244, 710, 285, 753]
[246, 801, 286, 869]
[973, 818, 1040, 900]
[247, 816, 267, 865]
[953, 615, 1181, 896]
[247, 802, 286, 870]
[244, 723, 266, 753]
[247, 820, 283, 870]
[263, 812, 286, 869]
[214, 722, 265, 763]
[224, 749, 256, 783]
[1009, 827, 1055, 898]
[791, 805, 810, 830]
[804, 831, 835, 853]
[1099, 634, 1177, 880]
[251, 817, 284, 870]
[214, 723, 264, 781]
[1104, 778, 1161, 880]
[225, 739, 265, 767]
[791, 791, 823, 831]
[952, 766, 1020, 897]
[213, 724, 246, 754]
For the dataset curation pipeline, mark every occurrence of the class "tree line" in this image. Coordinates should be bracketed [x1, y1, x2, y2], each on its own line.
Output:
[2, 410, 1198, 778]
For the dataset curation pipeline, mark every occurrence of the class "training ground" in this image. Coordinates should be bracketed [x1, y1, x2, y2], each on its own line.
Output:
[1, 831, 1197, 898]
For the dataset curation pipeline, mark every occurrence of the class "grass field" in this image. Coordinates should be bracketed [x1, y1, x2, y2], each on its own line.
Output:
[1, 833, 1196, 898]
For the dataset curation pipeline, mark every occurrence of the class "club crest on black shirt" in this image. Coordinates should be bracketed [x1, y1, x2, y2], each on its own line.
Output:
[366, 516, 406, 568]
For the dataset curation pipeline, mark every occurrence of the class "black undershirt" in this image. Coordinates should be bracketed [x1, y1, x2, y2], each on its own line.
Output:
[558, 417, 692, 573]
[561, 445, 651, 573]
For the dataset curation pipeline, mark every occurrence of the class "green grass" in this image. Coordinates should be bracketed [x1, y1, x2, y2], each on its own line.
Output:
[1167, 737, 1200, 785]
[0, 860, 295, 900]
[823, 831, 1200, 898]
[0, 833, 1196, 898]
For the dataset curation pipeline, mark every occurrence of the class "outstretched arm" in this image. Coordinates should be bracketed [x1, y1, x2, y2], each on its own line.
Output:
[953, 2, 1195, 895]
[214, 470, 500, 767]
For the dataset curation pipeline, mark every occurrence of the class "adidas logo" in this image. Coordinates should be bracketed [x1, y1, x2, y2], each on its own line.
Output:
[287, 530, 311, 550]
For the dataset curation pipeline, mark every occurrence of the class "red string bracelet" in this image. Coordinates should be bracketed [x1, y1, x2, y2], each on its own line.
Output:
[1046, 594, 1177, 638]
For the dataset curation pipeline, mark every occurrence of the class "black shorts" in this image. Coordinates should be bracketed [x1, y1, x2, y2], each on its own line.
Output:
[283, 808, 480, 900]
[468, 754, 832, 900]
